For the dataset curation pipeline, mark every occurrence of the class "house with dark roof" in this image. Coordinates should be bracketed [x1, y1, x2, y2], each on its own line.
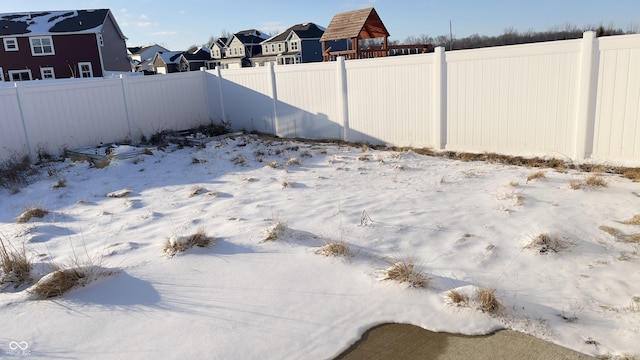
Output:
[253, 23, 340, 66]
[150, 47, 212, 74]
[0, 9, 130, 81]
[218, 29, 269, 69]
[128, 44, 169, 72]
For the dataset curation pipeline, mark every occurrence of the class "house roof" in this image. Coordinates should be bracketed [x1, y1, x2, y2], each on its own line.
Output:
[184, 47, 211, 61]
[0, 9, 125, 39]
[154, 51, 184, 65]
[262, 23, 326, 44]
[319, 7, 389, 42]
[232, 29, 269, 45]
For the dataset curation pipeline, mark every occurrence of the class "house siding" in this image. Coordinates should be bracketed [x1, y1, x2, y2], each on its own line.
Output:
[100, 15, 130, 71]
[0, 34, 102, 80]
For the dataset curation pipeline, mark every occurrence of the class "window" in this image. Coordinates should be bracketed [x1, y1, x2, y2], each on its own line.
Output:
[97, 34, 104, 47]
[40, 67, 55, 79]
[8, 70, 32, 81]
[278, 43, 282, 52]
[78, 62, 93, 78]
[0, 67, 4, 81]
[271, 44, 275, 52]
[290, 41, 298, 51]
[30, 36, 55, 56]
[4, 38, 18, 51]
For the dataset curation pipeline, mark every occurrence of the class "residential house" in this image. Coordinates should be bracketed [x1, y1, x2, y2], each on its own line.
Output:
[128, 44, 169, 73]
[150, 47, 212, 74]
[253, 23, 329, 66]
[0, 9, 130, 81]
[218, 29, 268, 69]
[208, 37, 227, 69]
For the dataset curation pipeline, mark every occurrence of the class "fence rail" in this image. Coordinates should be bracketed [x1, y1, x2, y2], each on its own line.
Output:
[2, 31, 640, 166]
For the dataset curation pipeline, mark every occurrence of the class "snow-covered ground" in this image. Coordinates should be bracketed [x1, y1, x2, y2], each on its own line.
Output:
[1, 134, 639, 359]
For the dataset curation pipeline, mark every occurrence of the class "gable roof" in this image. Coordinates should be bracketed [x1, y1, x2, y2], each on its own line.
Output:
[319, 7, 389, 42]
[262, 23, 326, 44]
[232, 29, 269, 45]
[153, 51, 184, 65]
[0, 9, 125, 39]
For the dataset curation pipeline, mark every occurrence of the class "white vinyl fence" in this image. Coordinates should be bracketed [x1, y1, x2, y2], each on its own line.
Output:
[2, 31, 640, 165]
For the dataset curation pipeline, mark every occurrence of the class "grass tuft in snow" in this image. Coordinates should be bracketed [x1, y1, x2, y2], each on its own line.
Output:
[584, 175, 607, 188]
[525, 233, 571, 253]
[0, 236, 32, 290]
[286, 157, 301, 166]
[163, 228, 214, 257]
[316, 241, 353, 257]
[476, 287, 500, 314]
[262, 219, 287, 242]
[446, 289, 469, 306]
[380, 257, 429, 288]
[526, 170, 546, 183]
[52, 178, 67, 189]
[189, 185, 205, 197]
[107, 189, 132, 198]
[620, 215, 640, 225]
[17, 206, 48, 223]
[599, 226, 640, 243]
[192, 157, 208, 164]
[267, 161, 279, 169]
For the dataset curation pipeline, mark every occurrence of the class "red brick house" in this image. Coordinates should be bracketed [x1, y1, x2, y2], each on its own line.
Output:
[0, 9, 130, 81]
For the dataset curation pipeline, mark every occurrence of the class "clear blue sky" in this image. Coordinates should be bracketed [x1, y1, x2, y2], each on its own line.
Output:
[4, 0, 639, 50]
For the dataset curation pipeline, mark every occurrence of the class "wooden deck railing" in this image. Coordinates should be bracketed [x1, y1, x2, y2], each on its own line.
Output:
[323, 44, 433, 61]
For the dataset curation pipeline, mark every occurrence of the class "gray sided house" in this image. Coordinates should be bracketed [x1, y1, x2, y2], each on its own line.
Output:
[0, 9, 129, 81]
[218, 29, 268, 69]
[254, 23, 329, 66]
[128, 44, 169, 72]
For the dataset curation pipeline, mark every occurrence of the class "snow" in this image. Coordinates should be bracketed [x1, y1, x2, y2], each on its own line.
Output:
[1, 134, 639, 359]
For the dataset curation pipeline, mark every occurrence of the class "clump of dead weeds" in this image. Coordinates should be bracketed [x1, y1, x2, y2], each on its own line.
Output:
[17, 206, 49, 223]
[261, 220, 287, 242]
[379, 256, 429, 288]
[164, 228, 214, 257]
[525, 233, 572, 254]
[0, 236, 32, 290]
[316, 241, 353, 257]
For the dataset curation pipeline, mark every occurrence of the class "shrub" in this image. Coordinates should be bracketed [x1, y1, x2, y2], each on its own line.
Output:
[380, 257, 429, 288]
[584, 175, 607, 188]
[163, 228, 214, 257]
[526, 171, 546, 183]
[446, 289, 469, 306]
[0, 236, 32, 290]
[476, 288, 500, 314]
[316, 241, 353, 257]
[17, 206, 48, 223]
[0, 154, 34, 188]
[261, 219, 287, 242]
[525, 233, 571, 253]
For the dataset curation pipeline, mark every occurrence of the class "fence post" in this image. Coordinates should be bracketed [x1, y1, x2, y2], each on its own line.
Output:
[119, 75, 134, 142]
[433, 47, 447, 150]
[574, 31, 598, 161]
[267, 62, 279, 136]
[336, 56, 349, 141]
[14, 82, 33, 158]
[215, 66, 227, 124]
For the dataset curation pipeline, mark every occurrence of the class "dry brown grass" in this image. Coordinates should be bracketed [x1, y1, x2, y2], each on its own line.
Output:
[31, 268, 85, 299]
[316, 241, 353, 257]
[526, 233, 571, 253]
[380, 257, 429, 288]
[262, 220, 287, 242]
[89, 156, 113, 169]
[622, 167, 640, 182]
[17, 206, 48, 223]
[569, 181, 582, 190]
[267, 161, 279, 169]
[192, 157, 208, 164]
[0, 236, 32, 290]
[189, 185, 205, 197]
[286, 157, 301, 166]
[164, 228, 214, 257]
[446, 289, 469, 305]
[476, 288, 500, 314]
[599, 226, 640, 243]
[526, 171, 546, 183]
[584, 175, 608, 188]
[620, 215, 640, 225]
